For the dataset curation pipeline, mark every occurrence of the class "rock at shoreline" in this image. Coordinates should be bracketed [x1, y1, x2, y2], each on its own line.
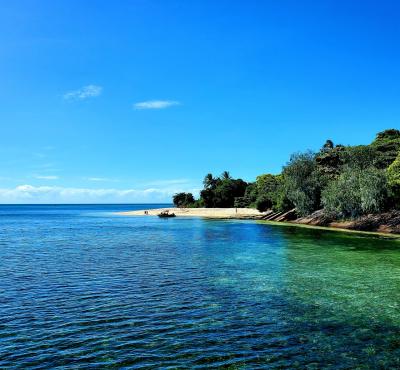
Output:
[293, 209, 400, 234]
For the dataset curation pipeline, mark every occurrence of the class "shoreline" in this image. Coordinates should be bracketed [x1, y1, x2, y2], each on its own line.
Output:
[263, 220, 400, 239]
[118, 207, 266, 219]
[119, 207, 400, 238]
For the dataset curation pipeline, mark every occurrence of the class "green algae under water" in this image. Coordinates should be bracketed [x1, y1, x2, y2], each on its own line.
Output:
[1, 205, 400, 368]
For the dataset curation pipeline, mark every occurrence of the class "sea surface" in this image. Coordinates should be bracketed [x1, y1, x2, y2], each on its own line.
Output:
[1, 204, 400, 369]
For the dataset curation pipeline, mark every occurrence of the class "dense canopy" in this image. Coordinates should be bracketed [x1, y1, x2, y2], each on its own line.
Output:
[173, 129, 400, 219]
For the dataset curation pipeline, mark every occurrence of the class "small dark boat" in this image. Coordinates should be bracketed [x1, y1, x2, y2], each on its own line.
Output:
[158, 210, 176, 218]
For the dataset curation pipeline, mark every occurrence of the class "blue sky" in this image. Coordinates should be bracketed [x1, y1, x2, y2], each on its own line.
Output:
[1, 0, 400, 203]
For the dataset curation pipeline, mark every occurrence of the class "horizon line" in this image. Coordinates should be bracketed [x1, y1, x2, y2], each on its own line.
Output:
[0, 202, 174, 206]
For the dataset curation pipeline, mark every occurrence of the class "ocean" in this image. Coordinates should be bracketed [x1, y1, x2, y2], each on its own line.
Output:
[1, 204, 400, 368]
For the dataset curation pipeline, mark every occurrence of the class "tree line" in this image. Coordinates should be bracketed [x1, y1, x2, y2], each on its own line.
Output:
[173, 129, 400, 219]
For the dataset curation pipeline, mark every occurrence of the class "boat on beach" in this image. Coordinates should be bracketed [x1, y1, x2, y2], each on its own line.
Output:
[158, 210, 176, 218]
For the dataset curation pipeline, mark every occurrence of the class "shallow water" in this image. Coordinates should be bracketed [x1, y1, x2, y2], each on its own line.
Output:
[0, 204, 400, 368]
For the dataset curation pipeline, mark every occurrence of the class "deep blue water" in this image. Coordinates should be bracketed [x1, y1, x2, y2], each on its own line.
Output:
[1, 204, 400, 369]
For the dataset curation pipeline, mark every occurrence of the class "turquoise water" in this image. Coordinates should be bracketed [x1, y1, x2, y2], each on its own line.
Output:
[1, 205, 400, 368]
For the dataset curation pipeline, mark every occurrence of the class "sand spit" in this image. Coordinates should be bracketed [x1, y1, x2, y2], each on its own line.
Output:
[119, 207, 266, 219]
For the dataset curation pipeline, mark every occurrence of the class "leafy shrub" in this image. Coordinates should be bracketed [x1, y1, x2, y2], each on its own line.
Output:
[282, 151, 325, 216]
[371, 129, 400, 168]
[315, 142, 345, 178]
[339, 145, 378, 170]
[173, 192, 195, 208]
[233, 197, 247, 208]
[256, 195, 273, 212]
[387, 152, 400, 188]
[322, 167, 389, 218]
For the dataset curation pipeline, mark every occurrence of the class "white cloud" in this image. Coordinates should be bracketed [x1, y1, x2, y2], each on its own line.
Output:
[87, 177, 116, 182]
[0, 185, 198, 204]
[34, 175, 59, 180]
[64, 85, 103, 100]
[133, 100, 180, 110]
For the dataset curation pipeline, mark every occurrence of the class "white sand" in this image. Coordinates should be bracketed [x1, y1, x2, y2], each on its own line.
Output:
[118, 207, 265, 219]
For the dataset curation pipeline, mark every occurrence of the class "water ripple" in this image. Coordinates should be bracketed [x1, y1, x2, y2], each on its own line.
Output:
[1, 205, 400, 368]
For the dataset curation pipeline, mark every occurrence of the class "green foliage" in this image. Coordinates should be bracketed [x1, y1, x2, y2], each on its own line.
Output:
[316, 142, 345, 178]
[199, 172, 248, 207]
[171, 128, 400, 218]
[282, 151, 325, 216]
[376, 129, 400, 141]
[244, 182, 258, 204]
[233, 197, 247, 208]
[203, 173, 217, 189]
[256, 174, 280, 194]
[255, 195, 272, 212]
[173, 192, 195, 208]
[255, 174, 280, 210]
[387, 152, 400, 206]
[254, 174, 292, 212]
[192, 198, 205, 208]
[273, 184, 294, 212]
[340, 145, 379, 170]
[359, 168, 389, 213]
[371, 129, 400, 168]
[234, 182, 258, 208]
[388, 152, 400, 187]
[322, 167, 389, 218]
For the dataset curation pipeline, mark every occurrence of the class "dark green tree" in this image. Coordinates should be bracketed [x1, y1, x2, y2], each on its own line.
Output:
[340, 145, 379, 170]
[199, 172, 247, 207]
[254, 174, 292, 211]
[203, 173, 217, 189]
[371, 129, 400, 168]
[388, 152, 400, 189]
[316, 141, 345, 178]
[173, 192, 195, 208]
[282, 151, 325, 216]
[283, 151, 324, 216]
[221, 171, 231, 180]
[234, 182, 258, 208]
[212, 178, 247, 207]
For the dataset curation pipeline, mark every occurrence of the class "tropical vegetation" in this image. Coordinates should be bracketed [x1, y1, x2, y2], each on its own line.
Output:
[173, 129, 400, 220]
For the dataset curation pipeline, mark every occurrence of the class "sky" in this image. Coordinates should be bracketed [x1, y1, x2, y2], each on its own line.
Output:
[1, 0, 400, 203]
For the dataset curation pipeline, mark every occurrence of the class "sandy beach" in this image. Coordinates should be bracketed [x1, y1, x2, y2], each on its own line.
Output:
[119, 207, 266, 219]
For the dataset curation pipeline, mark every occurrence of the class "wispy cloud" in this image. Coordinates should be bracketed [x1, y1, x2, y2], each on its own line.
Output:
[33, 152, 46, 159]
[86, 177, 117, 182]
[0, 185, 198, 204]
[144, 179, 191, 186]
[133, 100, 180, 110]
[31, 163, 60, 172]
[64, 85, 103, 100]
[34, 175, 59, 180]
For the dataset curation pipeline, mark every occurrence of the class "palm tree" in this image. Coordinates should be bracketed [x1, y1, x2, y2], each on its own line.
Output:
[203, 173, 214, 188]
[221, 171, 231, 180]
